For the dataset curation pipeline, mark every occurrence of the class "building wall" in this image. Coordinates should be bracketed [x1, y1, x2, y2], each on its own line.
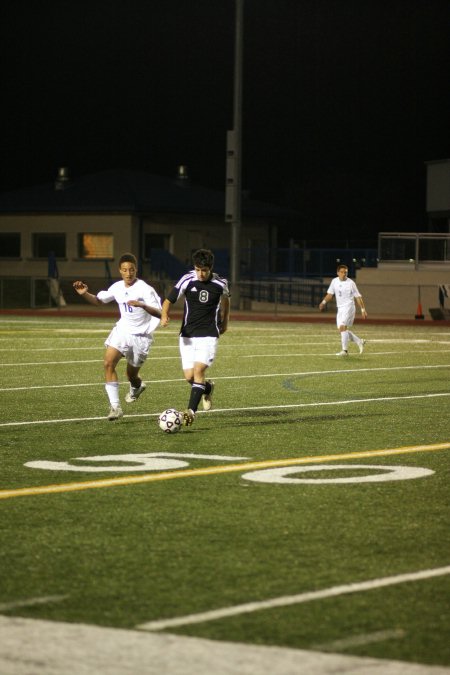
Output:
[355, 265, 449, 317]
[0, 213, 134, 278]
[0, 211, 271, 279]
[141, 213, 270, 262]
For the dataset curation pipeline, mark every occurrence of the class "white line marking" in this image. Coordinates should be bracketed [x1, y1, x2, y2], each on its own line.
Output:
[218, 392, 450, 411]
[137, 565, 450, 631]
[241, 464, 434, 484]
[1, 363, 449, 392]
[2, 350, 450, 367]
[0, 359, 103, 366]
[0, 344, 179, 353]
[0, 595, 68, 612]
[238, 349, 450, 358]
[4, 339, 446, 353]
[0, 356, 183, 366]
[312, 628, 406, 651]
[1, 392, 449, 428]
[0, 379, 184, 393]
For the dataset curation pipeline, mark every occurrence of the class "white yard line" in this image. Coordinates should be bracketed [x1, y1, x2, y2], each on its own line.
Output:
[0, 363, 449, 392]
[2, 349, 450, 367]
[0, 595, 68, 612]
[137, 565, 450, 632]
[4, 339, 447, 353]
[312, 628, 406, 652]
[1, 391, 450, 428]
[0, 391, 449, 428]
[0, 356, 183, 366]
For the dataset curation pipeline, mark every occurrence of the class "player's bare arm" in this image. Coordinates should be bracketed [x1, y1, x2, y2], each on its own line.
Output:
[127, 300, 162, 318]
[319, 293, 333, 311]
[160, 298, 172, 327]
[72, 281, 102, 305]
[219, 296, 230, 334]
[357, 297, 368, 317]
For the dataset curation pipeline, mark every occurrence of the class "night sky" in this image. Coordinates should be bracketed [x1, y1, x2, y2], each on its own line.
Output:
[1, 0, 449, 245]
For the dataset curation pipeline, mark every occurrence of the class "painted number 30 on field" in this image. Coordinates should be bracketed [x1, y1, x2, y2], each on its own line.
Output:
[24, 453, 434, 484]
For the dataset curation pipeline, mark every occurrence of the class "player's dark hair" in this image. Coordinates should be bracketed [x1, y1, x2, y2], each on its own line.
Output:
[119, 253, 137, 267]
[192, 248, 214, 269]
[337, 264, 348, 272]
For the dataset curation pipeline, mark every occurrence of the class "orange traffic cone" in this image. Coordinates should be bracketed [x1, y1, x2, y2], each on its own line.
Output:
[415, 302, 424, 320]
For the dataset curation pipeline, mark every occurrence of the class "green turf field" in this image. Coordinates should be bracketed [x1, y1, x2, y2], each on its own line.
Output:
[0, 315, 449, 668]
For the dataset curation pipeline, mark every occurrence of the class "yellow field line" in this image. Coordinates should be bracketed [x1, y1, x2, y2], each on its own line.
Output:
[0, 442, 449, 501]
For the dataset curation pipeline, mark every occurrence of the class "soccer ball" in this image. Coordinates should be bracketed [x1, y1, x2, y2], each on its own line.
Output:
[158, 408, 183, 433]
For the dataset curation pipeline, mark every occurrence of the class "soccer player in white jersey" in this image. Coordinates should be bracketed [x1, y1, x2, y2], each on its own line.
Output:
[160, 248, 230, 426]
[73, 253, 162, 420]
[319, 264, 367, 356]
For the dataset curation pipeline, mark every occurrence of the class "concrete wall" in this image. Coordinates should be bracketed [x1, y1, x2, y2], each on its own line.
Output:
[354, 265, 450, 317]
[0, 213, 134, 278]
[141, 213, 270, 263]
[0, 212, 271, 279]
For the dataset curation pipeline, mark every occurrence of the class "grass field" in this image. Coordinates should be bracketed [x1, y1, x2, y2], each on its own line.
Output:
[0, 314, 449, 671]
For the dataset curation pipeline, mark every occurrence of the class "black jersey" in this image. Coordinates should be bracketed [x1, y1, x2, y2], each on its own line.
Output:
[167, 270, 230, 337]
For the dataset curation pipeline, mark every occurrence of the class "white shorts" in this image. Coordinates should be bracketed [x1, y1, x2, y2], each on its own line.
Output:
[105, 326, 153, 367]
[179, 336, 218, 370]
[336, 304, 356, 328]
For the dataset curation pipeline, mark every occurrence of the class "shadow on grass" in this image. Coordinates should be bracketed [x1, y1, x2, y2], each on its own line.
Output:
[222, 410, 383, 427]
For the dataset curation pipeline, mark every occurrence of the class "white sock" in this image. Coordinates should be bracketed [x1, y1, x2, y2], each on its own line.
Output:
[105, 382, 120, 407]
[341, 330, 350, 350]
[348, 330, 359, 344]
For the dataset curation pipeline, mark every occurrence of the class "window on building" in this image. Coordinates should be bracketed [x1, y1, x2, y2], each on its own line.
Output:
[144, 233, 170, 259]
[32, 233, 66, 258]
[78, 233, 114, 259]
[0, 233, 21, 257]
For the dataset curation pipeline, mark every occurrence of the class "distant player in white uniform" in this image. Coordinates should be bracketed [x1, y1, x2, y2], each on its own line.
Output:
[160, 248, 230, 426]
[319, 264, 367, 356]
[73, 253, 162, 420]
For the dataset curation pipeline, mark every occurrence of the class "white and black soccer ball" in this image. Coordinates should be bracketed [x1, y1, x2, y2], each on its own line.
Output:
[158, 408, 183, 433]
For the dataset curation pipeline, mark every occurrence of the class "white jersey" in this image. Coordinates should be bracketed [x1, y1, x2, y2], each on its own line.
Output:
[97, 279, 161, 335]
[327, 276, 361, 309]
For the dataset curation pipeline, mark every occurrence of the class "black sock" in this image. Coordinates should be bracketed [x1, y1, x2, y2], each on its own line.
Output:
[188, 382, 205, 413]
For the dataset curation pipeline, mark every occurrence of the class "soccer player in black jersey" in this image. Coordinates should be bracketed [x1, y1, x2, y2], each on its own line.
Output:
[160, 249, 230, 426]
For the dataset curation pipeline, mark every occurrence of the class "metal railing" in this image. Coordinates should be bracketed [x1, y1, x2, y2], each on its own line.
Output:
[378, 232, 450, 267]
[239, 279, 328, 309]
[241, 247, 378, 278]
[0, 277, 52, 309]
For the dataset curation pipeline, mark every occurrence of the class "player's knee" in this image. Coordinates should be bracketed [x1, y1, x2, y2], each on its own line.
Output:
[104, 356, 116, 373]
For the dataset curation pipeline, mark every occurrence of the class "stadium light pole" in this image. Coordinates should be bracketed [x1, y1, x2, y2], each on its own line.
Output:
[226, 0, 244, 310]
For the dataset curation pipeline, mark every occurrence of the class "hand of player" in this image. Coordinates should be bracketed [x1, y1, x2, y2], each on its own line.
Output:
[73, 281, 88, 295]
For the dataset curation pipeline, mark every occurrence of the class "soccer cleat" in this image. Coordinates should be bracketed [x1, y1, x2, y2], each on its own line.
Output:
[358, 339, 366, 354]
[182, 409, 195, 426]
[202, 380, 215, 411]
[125, 382, 147, 403]
[108, 406, 123, 421]
[336, 350, 348, 357]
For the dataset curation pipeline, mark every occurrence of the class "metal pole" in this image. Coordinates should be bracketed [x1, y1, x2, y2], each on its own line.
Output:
[227, 0, 243, 310]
